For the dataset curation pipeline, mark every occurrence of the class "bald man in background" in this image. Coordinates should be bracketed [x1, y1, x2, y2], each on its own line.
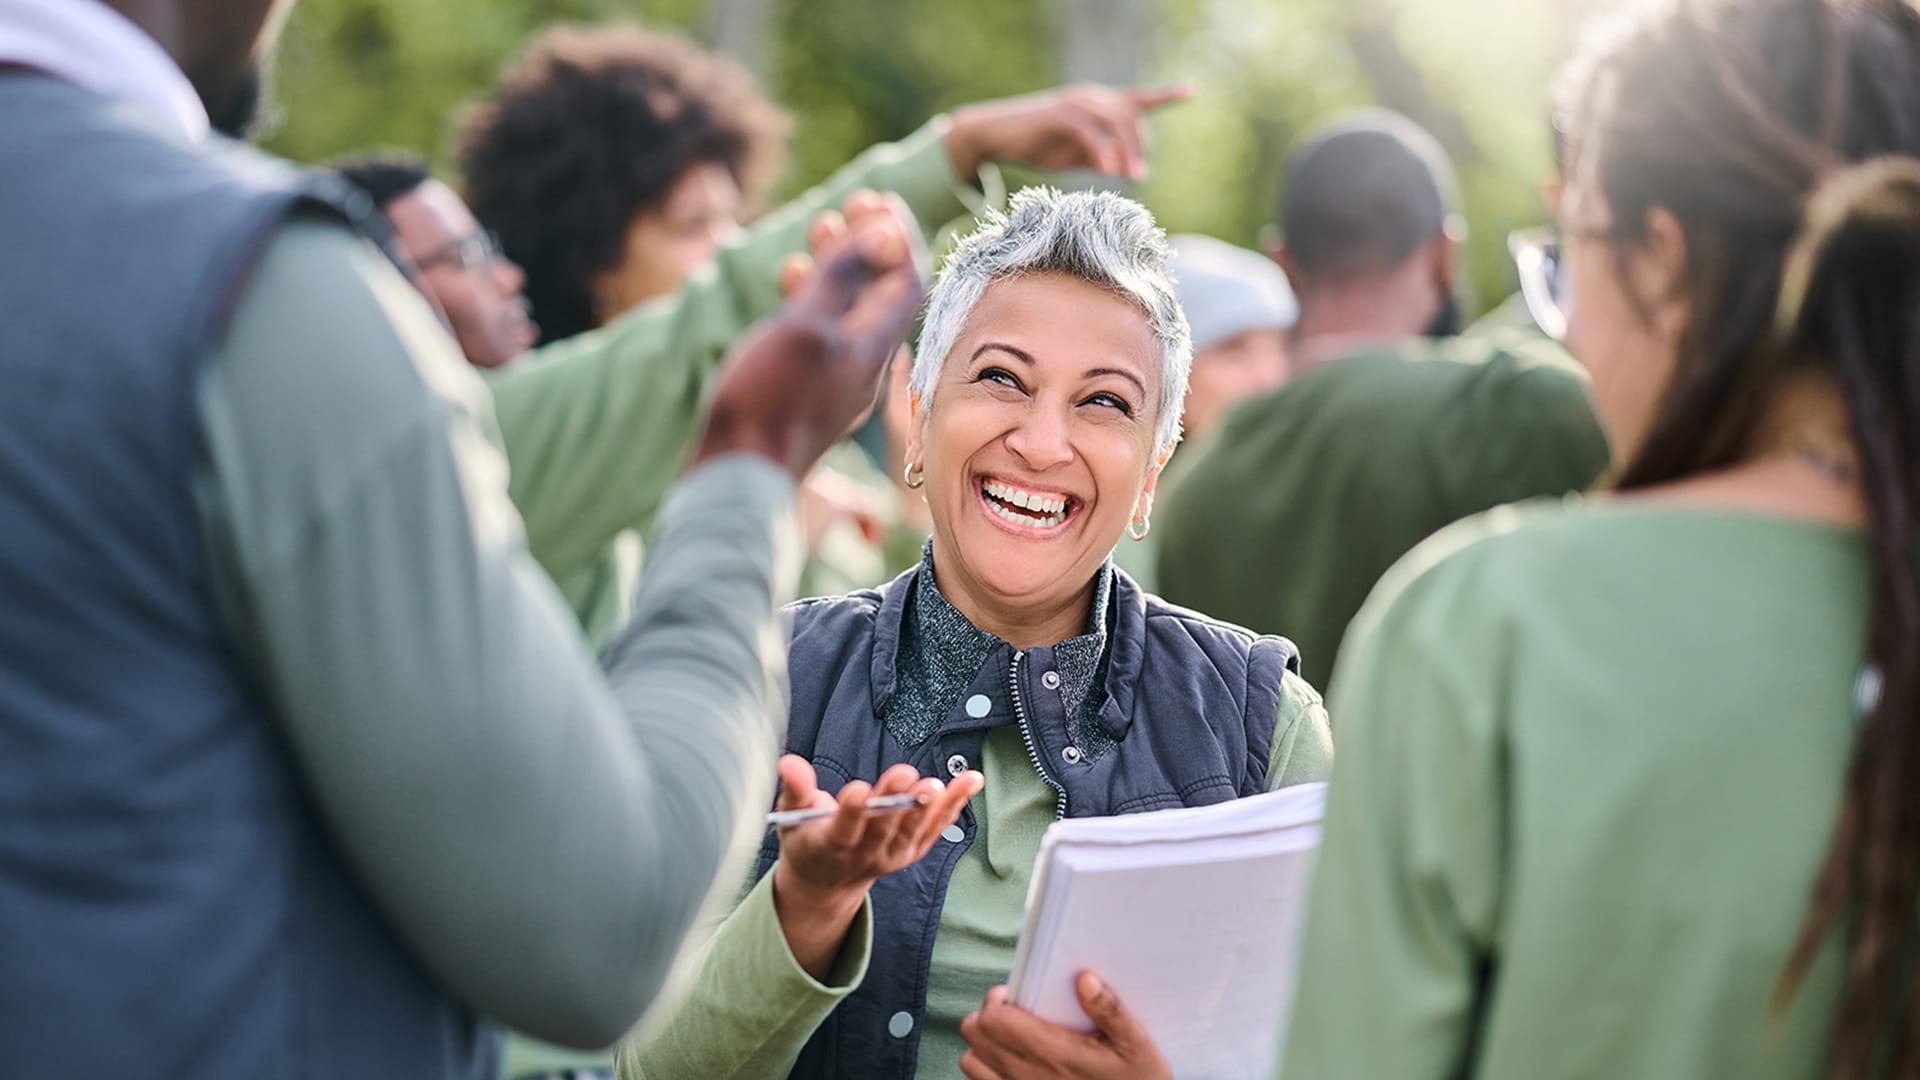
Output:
[1156, 111, 1609, 686]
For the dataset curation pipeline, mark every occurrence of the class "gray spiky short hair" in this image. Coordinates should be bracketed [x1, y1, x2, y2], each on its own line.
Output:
[914, 187, 1193, 455]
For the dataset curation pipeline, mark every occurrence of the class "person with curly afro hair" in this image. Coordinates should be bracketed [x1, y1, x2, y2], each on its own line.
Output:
[459, 25, 791, 345]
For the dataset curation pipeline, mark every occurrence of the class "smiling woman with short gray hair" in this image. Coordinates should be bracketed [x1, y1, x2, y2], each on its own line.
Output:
[916, 187, 1194, 458]
[621, 187, 1332, 1080]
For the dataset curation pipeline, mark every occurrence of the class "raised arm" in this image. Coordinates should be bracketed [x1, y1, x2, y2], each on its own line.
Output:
[200, 201, 921, 1047]
[489, 121, 981, 578]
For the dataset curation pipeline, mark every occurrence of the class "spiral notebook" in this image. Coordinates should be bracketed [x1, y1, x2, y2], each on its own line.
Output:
[1006, 782, 1328, 1080]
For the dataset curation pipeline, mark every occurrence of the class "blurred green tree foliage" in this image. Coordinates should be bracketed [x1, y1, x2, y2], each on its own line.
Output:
[264, 0, 1585, 311]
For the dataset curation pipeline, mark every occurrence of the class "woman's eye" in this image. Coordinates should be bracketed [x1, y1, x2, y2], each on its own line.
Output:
[977, 367, 1023, 390]
[1084, 392, 1134, 416]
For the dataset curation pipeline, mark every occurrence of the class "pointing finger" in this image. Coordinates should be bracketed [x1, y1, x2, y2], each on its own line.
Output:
[1059, 110, 1123, 175]
[1081, 96, 1148, 179]
[1125, 84, 1194, 110]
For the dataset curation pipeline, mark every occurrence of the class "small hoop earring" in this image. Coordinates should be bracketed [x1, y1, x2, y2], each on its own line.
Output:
[1128, 516, 1151, 541]
[903, 461, 926, 490]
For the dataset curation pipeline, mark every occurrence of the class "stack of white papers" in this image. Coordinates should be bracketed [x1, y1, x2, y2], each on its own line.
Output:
[1007, 782, 1328, 1080]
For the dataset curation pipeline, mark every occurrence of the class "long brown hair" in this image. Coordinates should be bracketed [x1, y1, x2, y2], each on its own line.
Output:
[1562, 1, 1920, 1075]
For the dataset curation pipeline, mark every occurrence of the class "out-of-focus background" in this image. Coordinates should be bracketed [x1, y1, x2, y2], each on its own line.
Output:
[264, 0, 1594, 311]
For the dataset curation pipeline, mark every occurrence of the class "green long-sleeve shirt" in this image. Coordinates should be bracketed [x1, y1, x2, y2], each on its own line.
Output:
[1279, 499, 1861, 1079]
[198, 214, 801, 1050]
[620, 668, 1333, 1080]
[490, 118, 997, 653]
[1156, 332, 1609, 688]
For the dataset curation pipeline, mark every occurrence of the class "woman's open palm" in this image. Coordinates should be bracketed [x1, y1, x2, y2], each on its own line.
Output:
[772, 755, 983, 898]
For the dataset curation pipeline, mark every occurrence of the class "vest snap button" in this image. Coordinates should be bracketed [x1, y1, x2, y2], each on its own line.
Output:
[888, 1011, 914, 1038]
[965, 694, 992, 718]
[946, 754, 970, 777]
[942, 823, 965, 843]
[1062, 745, 1083, 764]
[1041, 670, 1061, 691]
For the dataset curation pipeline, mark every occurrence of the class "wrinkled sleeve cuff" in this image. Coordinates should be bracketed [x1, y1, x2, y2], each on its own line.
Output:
[617, 873, 873, 1080]
[740, 869, 874, 993]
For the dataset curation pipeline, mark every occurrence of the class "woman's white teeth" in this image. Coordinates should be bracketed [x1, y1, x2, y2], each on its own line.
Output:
[984, 479, 1067, 515]
[982, 479, 1069, 528]
[989, 500, 1068, 529]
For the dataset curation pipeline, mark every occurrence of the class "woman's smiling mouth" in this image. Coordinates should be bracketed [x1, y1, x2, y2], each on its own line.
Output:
[977, 476, 1079, 533]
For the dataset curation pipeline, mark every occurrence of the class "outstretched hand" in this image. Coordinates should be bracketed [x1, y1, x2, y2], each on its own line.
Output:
[770, 754, 983, 981]
[690, 191, 925, 479]
[944, 84, 1194, 181]
[959, 975, 1171, 1080]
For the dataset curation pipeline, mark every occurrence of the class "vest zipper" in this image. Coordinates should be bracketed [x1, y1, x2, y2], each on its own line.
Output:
[1010, 650, 1068, 820]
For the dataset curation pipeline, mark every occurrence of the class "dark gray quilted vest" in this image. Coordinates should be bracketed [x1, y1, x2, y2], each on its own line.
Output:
[0, 72, 493, 1079]
[760, 564, 1293, 1078]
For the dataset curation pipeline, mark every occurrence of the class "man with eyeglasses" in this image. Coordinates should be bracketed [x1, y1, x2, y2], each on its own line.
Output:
[335, 154, 535, 369]
[1155, 111, 1611, 689]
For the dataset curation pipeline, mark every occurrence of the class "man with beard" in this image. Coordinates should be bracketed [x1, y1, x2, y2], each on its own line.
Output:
[1155, 111, 1610, 687]
[0, 1, 930, 1077]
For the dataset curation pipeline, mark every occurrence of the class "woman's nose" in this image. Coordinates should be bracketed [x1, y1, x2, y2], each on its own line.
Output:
[1004, 410, 1075, 470]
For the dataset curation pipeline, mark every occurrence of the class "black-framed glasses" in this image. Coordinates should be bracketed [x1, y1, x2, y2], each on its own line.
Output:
[1508, 225, 1570, 343]
[416, 229, 504, 274]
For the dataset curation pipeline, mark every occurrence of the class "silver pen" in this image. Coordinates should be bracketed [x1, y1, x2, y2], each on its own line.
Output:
[767, 792, 927, 829]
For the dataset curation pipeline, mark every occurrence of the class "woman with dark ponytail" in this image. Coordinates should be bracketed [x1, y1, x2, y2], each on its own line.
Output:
[1279, 2, 1920, 1078]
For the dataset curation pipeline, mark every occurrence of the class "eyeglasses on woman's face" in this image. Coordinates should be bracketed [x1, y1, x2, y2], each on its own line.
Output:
[1508, 225, 1573, 343]
[416, 229, 505, 275]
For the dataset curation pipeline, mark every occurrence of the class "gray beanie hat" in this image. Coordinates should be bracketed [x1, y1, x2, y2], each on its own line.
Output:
[1168, 234, 1299, 354]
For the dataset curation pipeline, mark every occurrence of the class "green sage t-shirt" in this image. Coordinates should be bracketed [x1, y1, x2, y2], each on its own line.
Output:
[1155, 332, 1609, 687]
[1283, 499, 1865, 1079]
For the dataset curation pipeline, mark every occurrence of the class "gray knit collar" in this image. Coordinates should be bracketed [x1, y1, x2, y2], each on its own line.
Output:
[883, 543, 1113, 748]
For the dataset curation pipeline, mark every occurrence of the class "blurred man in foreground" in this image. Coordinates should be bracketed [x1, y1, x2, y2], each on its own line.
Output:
[1156, 111, 1608, 686]
[0, 1, 926, 1076]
